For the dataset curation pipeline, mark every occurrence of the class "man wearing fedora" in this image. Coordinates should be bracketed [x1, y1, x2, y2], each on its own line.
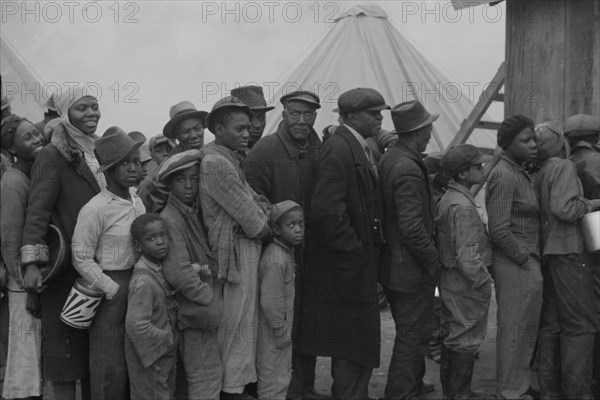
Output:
[138, 100, 208, 212]
[230, 85, 275, 154]
[244, 90, 326, 400]
[378, 100, 440, 400]
[199, 96, 271, 399]
[301, 88, 388, 399]
[563, 114, 600, 398]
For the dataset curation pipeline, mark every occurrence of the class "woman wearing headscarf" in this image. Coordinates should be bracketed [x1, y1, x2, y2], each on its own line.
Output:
[486, 115, 543, 400]
[20, 85, 105, 400]
[0, 115, 45, 399]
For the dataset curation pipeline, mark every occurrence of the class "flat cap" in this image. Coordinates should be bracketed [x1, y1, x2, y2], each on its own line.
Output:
[156, 149, 202, 182]
[280, 90, 321, 109]
[334, 88, 390, 114]
[563, 114, 600, 137]
[441, 144, 492, 178]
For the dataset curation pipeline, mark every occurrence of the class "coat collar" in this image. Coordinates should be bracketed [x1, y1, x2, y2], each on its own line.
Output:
[336, 126, 378, 183]
[393, 140, 423, 164]
[275, 121, 320, 159]
[51, 123, 101, 192]
[447, 181, 478, 208]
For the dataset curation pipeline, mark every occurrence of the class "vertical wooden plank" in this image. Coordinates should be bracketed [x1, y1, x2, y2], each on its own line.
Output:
[530, 0, 566, 123]
[593, 0, 600, 117]
[564, 0, 595, 118]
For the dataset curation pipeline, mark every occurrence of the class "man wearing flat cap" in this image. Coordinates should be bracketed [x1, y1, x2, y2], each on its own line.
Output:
[244, 90, 326, 400]
[199, 96, 271, 399]
[563, 113, 600, 397]
[231, 85, 275, 154]
[138, 100, 208, 213]
[378, 99, 440, 400]
[301, 88, 389, 399]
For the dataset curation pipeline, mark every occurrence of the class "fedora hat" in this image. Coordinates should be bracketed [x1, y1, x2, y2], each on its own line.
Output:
[205, 96, 253, 133]
[95, 126, 143, 173]
[163, 101, 209, 139]
[231, 86, 275, 112]
[391, 100, 439, 134]
[333, 88, 390, 114]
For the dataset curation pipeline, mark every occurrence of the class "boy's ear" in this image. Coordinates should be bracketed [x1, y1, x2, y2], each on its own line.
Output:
[133, 240, 142, 254]
[272, 224, 281, 237]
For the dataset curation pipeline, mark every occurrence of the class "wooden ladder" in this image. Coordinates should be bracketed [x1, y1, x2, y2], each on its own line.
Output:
[446, 61, 505, 151]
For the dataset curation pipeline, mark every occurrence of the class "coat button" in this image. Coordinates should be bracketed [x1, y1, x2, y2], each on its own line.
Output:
[65, 354, 71, 359]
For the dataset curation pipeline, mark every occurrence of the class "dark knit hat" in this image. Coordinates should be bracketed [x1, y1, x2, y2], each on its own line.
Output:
[497, 115, 534, 149]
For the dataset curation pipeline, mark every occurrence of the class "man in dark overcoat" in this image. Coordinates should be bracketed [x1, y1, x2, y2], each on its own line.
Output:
[244, 90, 325, 400]
[378, 100, 440, 400]
[300, 88, 389, 399]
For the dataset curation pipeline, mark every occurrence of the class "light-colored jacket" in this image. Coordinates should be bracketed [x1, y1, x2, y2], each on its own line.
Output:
[436, 182, 492, 288]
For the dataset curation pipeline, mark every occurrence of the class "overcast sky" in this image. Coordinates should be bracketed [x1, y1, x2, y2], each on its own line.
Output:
[1, 0, 505, 141]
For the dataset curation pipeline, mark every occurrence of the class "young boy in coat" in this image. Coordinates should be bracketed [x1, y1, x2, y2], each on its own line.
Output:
[257, 200, 304, 400]
[125, 213, 178, 400]
[436, 144, 493, 400]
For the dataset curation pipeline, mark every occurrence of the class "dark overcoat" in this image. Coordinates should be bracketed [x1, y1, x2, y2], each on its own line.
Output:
[299, 126, 382, 368]
[378, 140, 439, 294]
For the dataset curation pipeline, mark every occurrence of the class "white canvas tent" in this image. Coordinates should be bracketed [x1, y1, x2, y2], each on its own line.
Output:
[264, 3, 500, 152]
[1, 32, 46, 122]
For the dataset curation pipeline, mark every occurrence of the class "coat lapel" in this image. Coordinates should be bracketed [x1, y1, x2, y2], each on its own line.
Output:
[337, 127, 377, 188]
[75, 157, 101, 193]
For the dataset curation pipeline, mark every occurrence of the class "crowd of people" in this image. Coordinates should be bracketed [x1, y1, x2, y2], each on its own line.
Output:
[0, 82, 599, 400]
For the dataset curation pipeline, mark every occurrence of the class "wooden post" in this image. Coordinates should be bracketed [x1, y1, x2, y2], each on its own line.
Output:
[505, 0, 600, 121]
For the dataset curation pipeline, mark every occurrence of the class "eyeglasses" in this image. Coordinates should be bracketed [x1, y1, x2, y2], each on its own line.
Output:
[288, 111, 316, 121]
[180, 125, 204, 136]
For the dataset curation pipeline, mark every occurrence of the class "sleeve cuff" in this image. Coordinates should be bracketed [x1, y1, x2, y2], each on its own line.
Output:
[104, 279, 119, 300]
[20, 244, 49, 265]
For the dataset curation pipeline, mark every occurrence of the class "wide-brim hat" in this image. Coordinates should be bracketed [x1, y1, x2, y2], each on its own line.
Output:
[205, 96, 253, 134]
[231, 86, 275, 112]
[96, 126, 143, 173]
[392, 100, 439, 134]
[163, 101, 209, 140]
[333, 88, 390, 114]
[21, 224, 66, 285]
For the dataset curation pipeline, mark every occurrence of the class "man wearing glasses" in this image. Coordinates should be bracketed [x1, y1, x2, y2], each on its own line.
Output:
[138, 101, 208, 212]
[244, 90, 326, 400]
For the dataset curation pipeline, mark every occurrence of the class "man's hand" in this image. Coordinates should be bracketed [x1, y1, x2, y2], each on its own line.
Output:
[0, 265, 7, 289]
[192, 263, 212, 281]
[22, 263, 43, 293]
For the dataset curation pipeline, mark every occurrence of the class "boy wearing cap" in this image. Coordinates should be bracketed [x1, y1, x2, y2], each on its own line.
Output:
[436, 144, 493, 399]
[302, 88, 388, 399]
[138, 101, 208, 213]
[244, 90, 324, 400]
[200, 96, 271, 399]
[157, 149, 222, 399]
[534, 123, 600, 400]
[257, 200, 304, 400]
[125, 214, 177, 400]
[72, 126, 146, 400]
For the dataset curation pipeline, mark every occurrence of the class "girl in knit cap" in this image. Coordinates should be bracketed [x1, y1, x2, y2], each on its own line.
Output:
[20, 85, 104, 400]
[534, 122, 600, 400]
[0, 115, 45, 399]
[256, 200, 304, 400]
[485, 114, 543, 400]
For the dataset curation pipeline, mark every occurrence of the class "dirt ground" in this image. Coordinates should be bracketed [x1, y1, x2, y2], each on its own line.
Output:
[2, 287, 505, 400]
[313, 286, 502, 400]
